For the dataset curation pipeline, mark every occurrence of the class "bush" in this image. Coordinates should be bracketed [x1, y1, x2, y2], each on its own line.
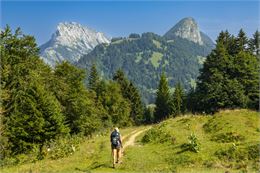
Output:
[0, 146, 39, 167]
[215, 143, 247, 161]
[211, 132, 245, 143]
[180, 133, 200, 153]
[41, 135, 84, 160]
[247, 144, 260, 160]
[141, 127, 174, 144]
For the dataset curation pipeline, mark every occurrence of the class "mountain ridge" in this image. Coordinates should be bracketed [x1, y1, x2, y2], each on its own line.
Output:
[76, 17, 214, 103]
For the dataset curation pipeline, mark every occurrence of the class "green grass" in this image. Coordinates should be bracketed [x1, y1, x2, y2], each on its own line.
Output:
[150, 52, 163, 68]
[1, 109, 259, 173]
[152, 40, 161, 49]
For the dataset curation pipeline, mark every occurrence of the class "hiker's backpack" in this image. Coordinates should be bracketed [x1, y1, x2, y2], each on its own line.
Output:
[111, 131, 120, 146]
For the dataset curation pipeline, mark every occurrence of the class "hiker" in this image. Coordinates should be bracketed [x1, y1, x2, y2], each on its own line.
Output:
[110, 127, 123, 168]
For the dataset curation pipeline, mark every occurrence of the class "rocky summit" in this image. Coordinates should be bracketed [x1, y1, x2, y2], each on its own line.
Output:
[40, 22, 110, 66]
[164, 17, 204, 45]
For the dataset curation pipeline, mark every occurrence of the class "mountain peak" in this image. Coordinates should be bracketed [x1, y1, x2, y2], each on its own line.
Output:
[164, 17, 203, 45]
[40, 22, 110, 66]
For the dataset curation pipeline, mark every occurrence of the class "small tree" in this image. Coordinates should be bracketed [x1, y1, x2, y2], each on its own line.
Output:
[154, 72, 171, 121]
[172, 83, 185, 116]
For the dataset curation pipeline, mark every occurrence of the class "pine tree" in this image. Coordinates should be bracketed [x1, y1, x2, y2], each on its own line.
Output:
[113, 69, 144, 124]
[154, 72, 171, 121]
[54, 62, 101, 135]
[1, 27, 69, 155]
[249, 30, 260, 55]
[236, 29, 248, 52]
[128, 82, 144, 124]
[172, 83, 185, 116]
[113, 69, 129, 98]
[88, 63, 100, 93]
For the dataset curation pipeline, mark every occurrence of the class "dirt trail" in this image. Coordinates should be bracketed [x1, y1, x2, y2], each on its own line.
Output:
[123, 127, 150, 148]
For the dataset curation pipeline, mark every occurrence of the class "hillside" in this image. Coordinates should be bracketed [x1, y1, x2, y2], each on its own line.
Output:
[77, 18, 214, 104]
[2, 109, 259, 173]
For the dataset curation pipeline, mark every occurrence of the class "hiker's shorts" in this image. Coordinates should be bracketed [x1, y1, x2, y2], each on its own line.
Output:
[111, 144, 121, 149]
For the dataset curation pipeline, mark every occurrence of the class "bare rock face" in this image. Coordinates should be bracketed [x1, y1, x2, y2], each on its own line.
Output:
[164, 17, 203, 45]
[40, 22, 110, 66]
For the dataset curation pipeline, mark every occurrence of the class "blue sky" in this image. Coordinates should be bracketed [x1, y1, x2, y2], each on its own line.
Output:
[1, 1, 259, 45]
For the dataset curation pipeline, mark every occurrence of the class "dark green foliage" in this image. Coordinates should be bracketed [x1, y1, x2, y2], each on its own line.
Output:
[97, 81, 132, 126]
[154, 72, 171, 121]
[170, 83, 185, 116]
[247, 144, 260, 160]
[143, 105, 155, 124]
[113, 69, 144, 125]
[53, 62, 101, 136]
[249, 30, 260, 55]
[0, 26, 69, 156]
[77, 32, 213, 104]
[180, 133, 200, 153]
[236, 29, 248, 52]
[129, 33, 140, 39]
[190, 30, 259, 113]
[88, 63, 100, 93]
[211, 132, 245, 143]
[215, 143, 247, 161]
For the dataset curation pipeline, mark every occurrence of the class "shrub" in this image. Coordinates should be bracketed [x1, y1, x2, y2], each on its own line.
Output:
[41, 135, 84, 160]
[215, 143, 247, 161]
[211, 132, 245, 143]
[181, 133, 200, 153]
[141, 127, 174, 144]
[247, 144, 260, 160]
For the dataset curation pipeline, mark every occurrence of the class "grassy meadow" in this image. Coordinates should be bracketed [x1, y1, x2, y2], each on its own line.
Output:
[1, 109, 259, 173]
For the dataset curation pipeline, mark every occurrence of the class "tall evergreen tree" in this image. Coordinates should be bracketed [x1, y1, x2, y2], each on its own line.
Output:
[128, 82, 144, 124]
[0, 27, 69, 155]
[53, 62, 101, 135]
[236, 29, 248, 52]
[154, 72, 171, 121]
[172, 83, 185, 116]
[88, 63, 100, 93]
[113, 69, 143, 124]
[249, 30, 260, 55]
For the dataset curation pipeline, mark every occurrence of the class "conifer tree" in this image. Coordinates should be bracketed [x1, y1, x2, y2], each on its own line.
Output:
[154, 72, 170, 121]
[236, 29, 248, 52]
[54, 62, 101, 135]
[1, 27, 69, 155]
[249, 30, 260, 55]
[113, 69, 144, 124]
[88, 63, 100, 93]
[172, 83, 185, 116]
[128, 82, 144, 124]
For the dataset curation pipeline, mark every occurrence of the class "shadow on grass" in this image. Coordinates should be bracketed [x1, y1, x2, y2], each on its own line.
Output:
[75, 167, 92, 173]
[176, 144, 191, 154]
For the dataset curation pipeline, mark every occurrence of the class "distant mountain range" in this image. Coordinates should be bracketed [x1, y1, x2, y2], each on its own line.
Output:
[40, 17, 215, 103]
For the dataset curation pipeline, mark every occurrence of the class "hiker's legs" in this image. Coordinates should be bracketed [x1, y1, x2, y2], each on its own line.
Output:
[112, 149, 117, 165]
[116, 148, 121, 163]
